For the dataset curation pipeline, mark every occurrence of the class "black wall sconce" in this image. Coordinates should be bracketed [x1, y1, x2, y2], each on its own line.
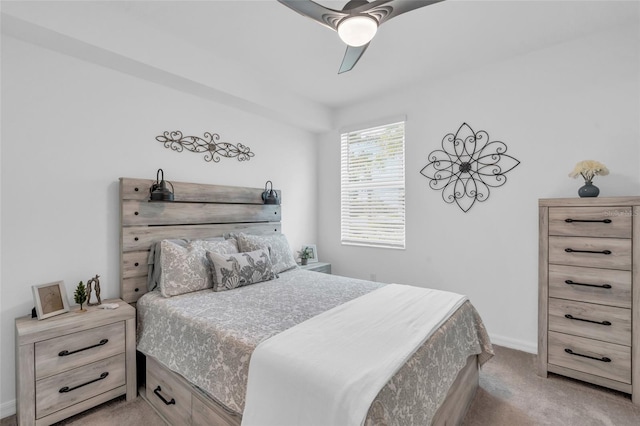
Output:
[149, 169, 175, 201]
[261, 181, 279, 205]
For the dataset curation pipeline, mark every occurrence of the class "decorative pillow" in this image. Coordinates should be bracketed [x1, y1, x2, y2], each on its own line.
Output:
[208, 249, 276, 291]
[147, 239, 188, 292]
[237, 233, 297, 274]
[223, 232, 239, 240]
[148, 237, 226, 291]
[158, 238, 239, 297]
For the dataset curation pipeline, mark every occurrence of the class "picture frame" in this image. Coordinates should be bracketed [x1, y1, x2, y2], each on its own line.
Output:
[302, 244, 318, 263]
[32, 280, 70, 320]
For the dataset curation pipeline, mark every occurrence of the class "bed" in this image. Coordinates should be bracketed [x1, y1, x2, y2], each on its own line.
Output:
[119, 177, 493, 425]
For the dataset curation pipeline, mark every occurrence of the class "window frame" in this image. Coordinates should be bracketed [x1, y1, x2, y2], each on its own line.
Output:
[340, 118, 406, 250]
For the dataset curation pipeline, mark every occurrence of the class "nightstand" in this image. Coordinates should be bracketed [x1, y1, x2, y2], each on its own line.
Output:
[299, 262, 332, 274]
[15, 298, 136, 425]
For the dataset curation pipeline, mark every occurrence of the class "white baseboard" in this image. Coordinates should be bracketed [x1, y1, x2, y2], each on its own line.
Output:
[489, 333, 537, 354]
[0, 399, 16, 420]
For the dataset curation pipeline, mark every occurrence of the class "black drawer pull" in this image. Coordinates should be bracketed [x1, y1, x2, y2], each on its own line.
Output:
[564, 248, 611, 255]
[564, 348, 611, 363]
[59, 372, 108, 393]
[564, 314, 611, 326]
[565, 218, 612, 224]
[59, 339, 108, 356]
[153, 386, 176, 406]
[564, 280, 611, 289]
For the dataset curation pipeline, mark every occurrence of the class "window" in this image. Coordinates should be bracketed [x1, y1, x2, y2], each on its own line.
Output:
[340, 120, 405, 249]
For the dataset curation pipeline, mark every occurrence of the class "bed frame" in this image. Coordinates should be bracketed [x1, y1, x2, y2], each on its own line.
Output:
[119, 177, 479, 426]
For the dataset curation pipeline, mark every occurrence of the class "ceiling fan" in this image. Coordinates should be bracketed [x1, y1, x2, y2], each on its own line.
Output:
[277, 0, 445, 74]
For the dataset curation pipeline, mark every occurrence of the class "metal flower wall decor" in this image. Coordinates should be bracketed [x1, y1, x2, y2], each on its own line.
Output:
[420, 123, 520, 212]
[155, 131, 254, 163]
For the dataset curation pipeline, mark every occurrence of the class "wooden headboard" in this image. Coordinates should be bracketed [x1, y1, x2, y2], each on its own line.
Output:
[119, 178, 281, 304]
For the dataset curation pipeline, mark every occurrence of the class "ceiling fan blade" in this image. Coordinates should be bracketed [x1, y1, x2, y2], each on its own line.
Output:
[277, 0, 347, 31]
[367, 0, 446, 25]
[338, 43, 370, 74]
[348, 0, 394, 14]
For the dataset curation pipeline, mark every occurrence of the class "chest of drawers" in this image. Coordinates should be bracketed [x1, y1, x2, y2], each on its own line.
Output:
[538, 198, 639, 404]
[15, 299, 137, 425]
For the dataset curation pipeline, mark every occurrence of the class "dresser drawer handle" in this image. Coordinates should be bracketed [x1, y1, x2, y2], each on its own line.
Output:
[565, 218, 612, 224]
[564, 314, 611, 326]
[564, 248, 612, 255]
[564, 348, 611, 363]
[153, 386, 176, 406]
[564, 280, 612, 289]
[58, 339, 109, 356]
[59, 372, 109, 393]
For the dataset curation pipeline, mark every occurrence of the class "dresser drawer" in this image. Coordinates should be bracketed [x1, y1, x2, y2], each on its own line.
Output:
[549, 236, 631, 270]
[35, 353, 126, 418]
[549, 298, 631, 346]
[35, 322, 125, 379]
[549, 207, 632, 238]
[548, 265, 631, 308]
[146, 356, 192, 426]
[548, 331, 631, 384]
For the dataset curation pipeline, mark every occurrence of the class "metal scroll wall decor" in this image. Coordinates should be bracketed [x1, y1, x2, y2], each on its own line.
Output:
[420, 123, 520, 213]
[155, 131, 254, 163]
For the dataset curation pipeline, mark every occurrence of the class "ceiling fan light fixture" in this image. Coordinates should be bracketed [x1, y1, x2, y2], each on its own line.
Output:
[337, 15, 378, 47]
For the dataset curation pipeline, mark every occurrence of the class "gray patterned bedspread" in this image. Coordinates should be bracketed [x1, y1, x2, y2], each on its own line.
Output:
[137, 269, 493, 424]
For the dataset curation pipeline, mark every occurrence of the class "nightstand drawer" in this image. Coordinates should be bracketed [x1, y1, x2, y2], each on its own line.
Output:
[146, 356, 191, 426]
[549, 298, 631, 346]
[549, 207, 631, 238]
[548, 331, 630, 384]
[35, 322, 125, 379]
[549, 236, 631, 270]
[36, 353, 126, 418]
[548, 264, 631, 308]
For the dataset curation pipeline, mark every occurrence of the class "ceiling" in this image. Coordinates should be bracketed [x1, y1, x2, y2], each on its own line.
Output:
[106, 0, 638, 109]
[2, 0, 638, 131]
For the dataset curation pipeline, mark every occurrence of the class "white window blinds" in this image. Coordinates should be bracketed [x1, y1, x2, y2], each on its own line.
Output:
[340, 121, 405, 249]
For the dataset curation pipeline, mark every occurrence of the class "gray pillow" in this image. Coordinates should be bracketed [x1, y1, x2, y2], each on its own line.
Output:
[157, 238, 239, 297]
[147, 237, 226, 291]
[237, 233, 297, 274]
[147, 239, 188, 292]
[208, 248, 276, 291]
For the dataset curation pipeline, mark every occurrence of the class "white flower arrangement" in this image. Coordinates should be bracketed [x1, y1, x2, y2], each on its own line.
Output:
[568, 160, 609, 183]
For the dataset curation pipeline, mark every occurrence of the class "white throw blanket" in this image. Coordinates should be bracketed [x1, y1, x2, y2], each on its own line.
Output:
[241, 284, 468, 426]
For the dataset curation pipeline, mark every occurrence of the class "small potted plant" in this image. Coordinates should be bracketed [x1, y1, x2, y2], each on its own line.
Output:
[568, 160, 609, 198]
[298, 247, 313, 266]
[74, 281, 87, 312]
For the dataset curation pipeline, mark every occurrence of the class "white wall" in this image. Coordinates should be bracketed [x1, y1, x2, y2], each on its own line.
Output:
[2, 1, 639, 420]
[0, 36, 318, 415]
[318, 24, 640, 353]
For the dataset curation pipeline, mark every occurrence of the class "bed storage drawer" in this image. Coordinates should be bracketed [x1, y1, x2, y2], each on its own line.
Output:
[548, 298, 631, 346]
[548, 207, 631, 238]
[548, 331, 631, 384]
[35, 353, 126, 418]
[548, 236, 631, 270]
[192, 392, 241, 426]
[548, 264, 631, 308]
[35, 322, 125, 380]
[146, 356, 192, 426]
